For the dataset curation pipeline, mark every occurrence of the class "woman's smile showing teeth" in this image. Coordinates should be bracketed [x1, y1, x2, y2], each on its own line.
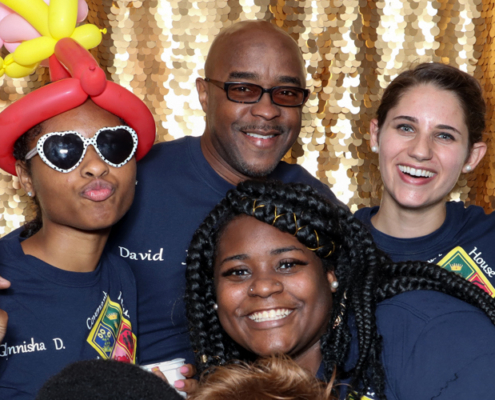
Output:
[398, 165, 435, 178]
[214, 216, 335, 360]
[248, 308, 293, 323]
[369, 84, 487, 212]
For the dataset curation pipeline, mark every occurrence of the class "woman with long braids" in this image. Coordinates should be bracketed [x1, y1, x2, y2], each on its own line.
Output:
[185, 180, 495, 400]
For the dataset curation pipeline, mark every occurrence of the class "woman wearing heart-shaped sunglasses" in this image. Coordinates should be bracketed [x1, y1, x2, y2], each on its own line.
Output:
[0, 38, 156, 399]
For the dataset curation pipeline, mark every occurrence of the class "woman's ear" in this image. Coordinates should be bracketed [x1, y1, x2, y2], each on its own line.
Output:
[370, 119, 379, 149]
[463, 141, 487, 173]
[326, 271, 338, 293]
[15, 160, 35, 197]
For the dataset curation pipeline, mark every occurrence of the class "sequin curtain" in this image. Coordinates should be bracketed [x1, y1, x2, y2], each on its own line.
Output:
[0, 0, 491, 236]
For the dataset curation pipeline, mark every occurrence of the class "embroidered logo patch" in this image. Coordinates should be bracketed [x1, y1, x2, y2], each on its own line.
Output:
[438, 246, 495, 297]
[86, 296, 136, 363]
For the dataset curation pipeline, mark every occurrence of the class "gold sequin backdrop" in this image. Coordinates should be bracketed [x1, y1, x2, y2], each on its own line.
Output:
[0, 0, 493, 235]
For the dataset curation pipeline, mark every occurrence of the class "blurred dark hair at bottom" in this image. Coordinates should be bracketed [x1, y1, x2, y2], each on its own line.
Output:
[36, 359, 182, 400]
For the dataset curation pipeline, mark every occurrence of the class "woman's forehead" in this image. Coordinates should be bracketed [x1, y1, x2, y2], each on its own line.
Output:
[214, 215, 316, 266]
[41, 101, 120, 134]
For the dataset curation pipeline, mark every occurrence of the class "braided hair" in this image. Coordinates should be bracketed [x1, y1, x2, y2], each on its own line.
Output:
[185, 180, 495, 399]
[13, 123, 43, 238]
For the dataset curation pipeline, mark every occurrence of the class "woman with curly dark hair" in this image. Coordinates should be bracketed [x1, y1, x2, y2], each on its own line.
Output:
[185, 180, 495, 400]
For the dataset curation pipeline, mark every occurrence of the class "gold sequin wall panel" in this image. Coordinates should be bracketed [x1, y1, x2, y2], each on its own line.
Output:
[476, 1, 495, 210]
[0, 0, 490, 236]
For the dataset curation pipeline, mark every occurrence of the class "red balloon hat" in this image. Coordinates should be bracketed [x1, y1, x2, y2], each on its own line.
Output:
[0, 37, 156, 175]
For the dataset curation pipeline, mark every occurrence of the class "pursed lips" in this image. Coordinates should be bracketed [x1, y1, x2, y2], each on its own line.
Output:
[80, 179, 115, 202]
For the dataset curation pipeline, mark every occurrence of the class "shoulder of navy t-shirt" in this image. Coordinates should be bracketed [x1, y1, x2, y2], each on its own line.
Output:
[355, 201, 488, 227]
[379, 290, 495, 399]
[1, 226, 23, 241]
[268, 160, 347, 209]
[344, 290, 495, 399]
[137, 137, 190, 168]
[0, 228, 136, 286]
[354, 202, 494, 262]
[136, 136, 346, 207]
[344, 290, 470, 374]
[353, 204, 376, 225]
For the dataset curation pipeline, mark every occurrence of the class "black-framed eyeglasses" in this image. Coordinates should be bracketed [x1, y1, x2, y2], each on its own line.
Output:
[205, 78, 310, 107]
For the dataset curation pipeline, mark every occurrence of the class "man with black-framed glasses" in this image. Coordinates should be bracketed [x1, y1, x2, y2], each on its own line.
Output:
[109, 20, 344, 389]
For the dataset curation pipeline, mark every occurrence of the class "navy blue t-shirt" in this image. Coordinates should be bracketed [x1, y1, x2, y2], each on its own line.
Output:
[0, 232, 138, 399]
[355, 202, 495, 298]
[108, 136, 343, 365]
[333, 291, 495, 399]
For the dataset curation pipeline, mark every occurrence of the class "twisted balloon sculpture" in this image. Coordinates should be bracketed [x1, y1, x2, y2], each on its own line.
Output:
[0, 0, 156, 176]
[0, 0, 105, 77]
[0, 37, 157, 175]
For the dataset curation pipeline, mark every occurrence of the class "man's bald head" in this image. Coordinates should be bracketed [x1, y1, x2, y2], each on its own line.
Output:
[205, 21, 306, 84]
[197, 20, 309, 185]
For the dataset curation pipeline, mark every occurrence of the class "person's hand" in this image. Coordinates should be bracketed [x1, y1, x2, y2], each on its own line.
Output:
[151, 363, 198, 395]
[174, 364, 198, 395]
[0, 276, 11, 343]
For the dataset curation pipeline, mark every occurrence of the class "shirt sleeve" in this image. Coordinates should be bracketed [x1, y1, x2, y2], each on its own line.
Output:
[269, 161, 348, 209]
[391, 309, 495, 400]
